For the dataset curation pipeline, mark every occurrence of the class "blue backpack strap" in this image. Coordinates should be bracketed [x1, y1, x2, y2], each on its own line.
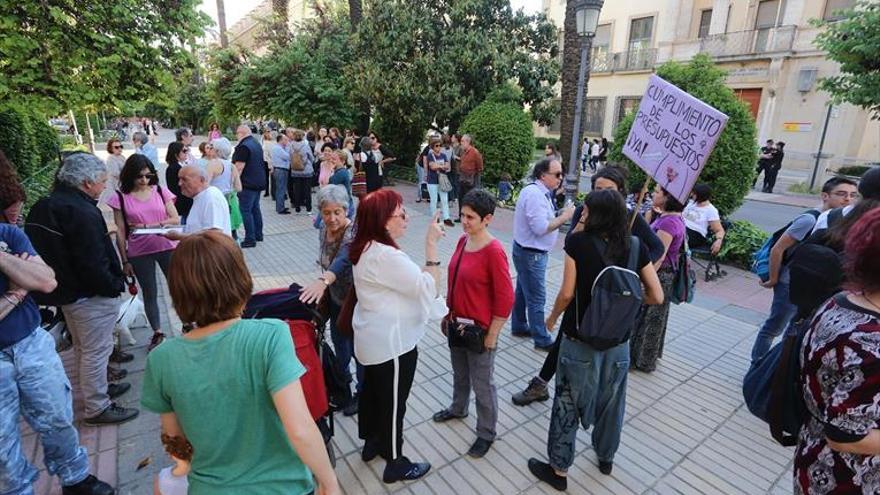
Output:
[626, 236, 641, 271]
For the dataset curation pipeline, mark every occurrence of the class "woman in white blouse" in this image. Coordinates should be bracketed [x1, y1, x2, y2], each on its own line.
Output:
[683, 183, 725, 255]
[348, 189, 446, 484]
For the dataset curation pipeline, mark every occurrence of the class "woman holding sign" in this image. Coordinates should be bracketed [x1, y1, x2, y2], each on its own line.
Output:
[630, 185, 685, 372]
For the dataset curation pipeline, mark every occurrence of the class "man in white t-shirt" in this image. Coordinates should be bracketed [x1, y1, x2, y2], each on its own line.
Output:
[164, 166, 232, 240]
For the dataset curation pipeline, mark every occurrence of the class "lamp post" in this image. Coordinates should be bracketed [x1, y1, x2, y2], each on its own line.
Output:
[564, 0, 602, 204]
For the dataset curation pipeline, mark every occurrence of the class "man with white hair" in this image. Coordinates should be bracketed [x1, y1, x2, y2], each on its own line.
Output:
[232, 125, 266, 248]
[132, 131, 160, 169]
[164, 166, 232, 239]
[25, 152, 139, 426]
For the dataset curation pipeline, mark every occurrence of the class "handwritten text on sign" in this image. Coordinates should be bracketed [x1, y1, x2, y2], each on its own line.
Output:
[622, 75, 729, 204]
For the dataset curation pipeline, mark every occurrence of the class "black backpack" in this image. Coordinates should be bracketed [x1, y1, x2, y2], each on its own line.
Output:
[575, 236, 643, 350]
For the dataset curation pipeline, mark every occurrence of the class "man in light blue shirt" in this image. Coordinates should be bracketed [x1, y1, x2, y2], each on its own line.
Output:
[511, 158, 574, 350]
[271, 134, 292, 214]
[132, 131, 160, 170]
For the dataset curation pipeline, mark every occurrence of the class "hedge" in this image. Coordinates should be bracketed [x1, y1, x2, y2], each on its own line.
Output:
[0, 105, 61, 208]
[717, 220, 768, 269]
[460, 100, 535, 186]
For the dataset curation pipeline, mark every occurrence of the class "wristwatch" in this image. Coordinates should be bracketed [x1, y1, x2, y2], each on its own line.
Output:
[425, 261, 441, 267]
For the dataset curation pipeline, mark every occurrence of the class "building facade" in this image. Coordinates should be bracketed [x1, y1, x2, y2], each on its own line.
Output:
[226, 0, 316, 56]
[539, 0, 879, 175]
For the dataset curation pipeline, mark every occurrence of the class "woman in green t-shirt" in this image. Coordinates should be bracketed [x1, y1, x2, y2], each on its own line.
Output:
[141, 231, 339, 495]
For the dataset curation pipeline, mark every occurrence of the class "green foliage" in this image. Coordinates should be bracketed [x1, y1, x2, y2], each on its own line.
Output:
[836, 165, 873, 177]
[787, 182, 821, 194]
[535, 137, 558, 151]
[0, 105, 61, 208]
[0, 1, 210, 113]
[460, 100, 535, 185]
[609, 54, 758, 216]
[717, 220, 769, 269]
[812, 1, 880, 118]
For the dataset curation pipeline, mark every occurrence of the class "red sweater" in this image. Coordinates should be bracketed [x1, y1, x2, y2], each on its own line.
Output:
[447, 237, 514, 329]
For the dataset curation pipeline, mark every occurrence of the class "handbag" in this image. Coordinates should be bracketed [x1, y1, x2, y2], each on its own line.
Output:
[442, 236, 487, 353]
[438, 173, 453, 193]
[670, 234, 696, 304]
[351, 170, 367, 198]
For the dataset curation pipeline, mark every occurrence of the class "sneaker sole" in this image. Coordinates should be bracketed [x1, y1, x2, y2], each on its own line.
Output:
[84, 412, 140, 426]
[512, 395, 550, 406]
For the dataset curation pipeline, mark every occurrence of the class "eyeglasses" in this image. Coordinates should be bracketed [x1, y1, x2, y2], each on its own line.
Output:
[432, 145, 441, 149]
[831, 191, 860, 199]
[137, 173, 156, 179]
[181, 149, 190, 154]
[112, 145, 123, 150]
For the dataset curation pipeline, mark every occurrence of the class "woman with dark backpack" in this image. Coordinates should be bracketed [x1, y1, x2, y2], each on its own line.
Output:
[107, 154, 179, 351]
[528, 190, 663, 491]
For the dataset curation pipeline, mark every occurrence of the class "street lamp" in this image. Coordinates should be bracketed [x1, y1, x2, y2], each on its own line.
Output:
[564, 0, 603, 204]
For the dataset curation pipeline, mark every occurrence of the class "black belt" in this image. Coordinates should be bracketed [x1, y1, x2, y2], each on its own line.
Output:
[514, 241, 547, 254]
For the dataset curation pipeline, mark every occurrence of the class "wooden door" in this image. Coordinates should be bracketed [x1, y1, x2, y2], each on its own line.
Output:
[734, 88, 761, 121]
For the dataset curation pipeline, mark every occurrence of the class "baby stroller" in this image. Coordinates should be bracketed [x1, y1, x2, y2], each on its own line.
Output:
[243, 283, 348, 467]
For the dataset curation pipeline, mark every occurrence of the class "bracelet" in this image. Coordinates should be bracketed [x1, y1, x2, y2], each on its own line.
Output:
[425, 261, 441, 267]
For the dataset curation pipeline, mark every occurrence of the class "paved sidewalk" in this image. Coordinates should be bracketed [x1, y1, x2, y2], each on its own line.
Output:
[25, 181, 794, 494]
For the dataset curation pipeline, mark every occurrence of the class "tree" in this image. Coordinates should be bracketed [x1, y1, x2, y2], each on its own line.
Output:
[350, 0, 559, 168]
[608, 54, 758, 216]
[272, 0, 289, 34]
[0, 1, 211, 113]
[348, 0, 363, 29]
[812, 1, 880, 117]
[217, 0, 229, 48]
[557, 0, 600, 179]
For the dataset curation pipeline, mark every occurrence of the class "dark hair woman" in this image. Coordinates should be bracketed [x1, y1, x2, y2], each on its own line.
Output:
[794, 208, 880, 494]
[683, 183, 725, 254]
[165, 141, 192, 219]
[529, 190, 662, 490]
[104, 138, 126, 197]
[629, 185, 686, 372]
[349, 189, 446, 483]
[141, 231, 339, 495]
[107, 154, 179, 351]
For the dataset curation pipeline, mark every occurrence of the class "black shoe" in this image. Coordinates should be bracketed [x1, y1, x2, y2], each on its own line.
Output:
[343, 399, 359, 417]
[278, 209, 291, 215]
[528, 458, 567, 491]
[109, 349, 134, 364]
[599, 461, 613, 475]
[361, 440, 384, 462]
[84, 403, 139, 426]
[107, 382, 130, 399]
[382, 456, 431, 484]
[295, 208, 301, 213]
[511, 330, 531, 338]
[241, 240, 257, 248]
[432, 409, 468, 423]
[62, 474, 115, 495]
[106, 367, 127, 382]
[534, 343, 554, 352]
[467, 438, 493, 458]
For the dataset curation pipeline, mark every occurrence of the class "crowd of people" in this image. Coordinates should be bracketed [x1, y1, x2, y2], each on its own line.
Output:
[0, 115, 878, 495]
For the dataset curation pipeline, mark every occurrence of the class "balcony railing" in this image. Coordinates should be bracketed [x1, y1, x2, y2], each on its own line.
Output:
[590, 49, 657, 73]
[699, 25, 796, 58]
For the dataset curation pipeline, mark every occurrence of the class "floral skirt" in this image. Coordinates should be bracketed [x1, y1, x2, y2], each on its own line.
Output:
[630, 266, 675, 372]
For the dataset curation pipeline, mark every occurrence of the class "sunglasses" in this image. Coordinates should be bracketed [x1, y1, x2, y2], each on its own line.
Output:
[552, 172, 564, 179]
[112, 145, 123, 150]
[137, 173, 156, 179]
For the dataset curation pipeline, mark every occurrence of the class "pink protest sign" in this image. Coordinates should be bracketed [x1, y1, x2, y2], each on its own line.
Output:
[622, 75, 729, 204]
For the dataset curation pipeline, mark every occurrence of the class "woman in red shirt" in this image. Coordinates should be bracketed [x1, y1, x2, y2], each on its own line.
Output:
[431, 189, 514, 458]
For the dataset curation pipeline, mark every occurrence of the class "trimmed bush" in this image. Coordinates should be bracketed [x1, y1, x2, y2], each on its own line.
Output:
[0, 105, 61, 209]
[460, 100, 535, 186]
[836, 165, 873, 177]
[717, 220, 768, 269]
[535, 137, 558, 151]
[609, 54, 758, 217]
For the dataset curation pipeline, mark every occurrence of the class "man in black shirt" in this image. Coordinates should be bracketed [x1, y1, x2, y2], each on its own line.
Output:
[763, 141, 785, 193]
[754, 139, 775, 189]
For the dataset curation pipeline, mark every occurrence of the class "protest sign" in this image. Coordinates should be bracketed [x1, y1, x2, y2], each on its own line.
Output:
[622, 74, 729, 204]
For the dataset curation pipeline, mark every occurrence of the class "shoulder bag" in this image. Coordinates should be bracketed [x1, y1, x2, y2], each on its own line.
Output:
[442, 236, 487, 353]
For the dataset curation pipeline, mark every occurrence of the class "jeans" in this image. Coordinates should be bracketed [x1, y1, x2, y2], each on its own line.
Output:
[426, 184, 450, 220]
[1, 329, 90, 493]
[548, 337, 629, 471]
[273, 168, 290, 213]
[750, 279, 797, 362]
[511, 242, 553, 347]
[449, 347, 497, 441]
[62, 296, 121, 418]
[328, 300, 363, 395]
[128, 249, 172, 332]
[238, 188, 264, 243]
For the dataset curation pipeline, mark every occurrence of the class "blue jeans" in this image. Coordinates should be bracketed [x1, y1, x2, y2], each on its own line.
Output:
[273, 168, 290, 213]
[328, 300, 363, 395]
[427, 184, 450, 220]
[750, 280, 797, 362]
[548, 337, 629, 471]
[238, 188, 264, 243]
[511, 242, 553, 347]
[1, 328, 90, 493]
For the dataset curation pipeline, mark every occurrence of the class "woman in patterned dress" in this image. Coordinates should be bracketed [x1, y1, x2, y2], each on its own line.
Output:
[795, 207, 880, 494]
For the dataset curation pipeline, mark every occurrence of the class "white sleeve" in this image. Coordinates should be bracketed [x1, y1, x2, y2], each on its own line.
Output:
[812, 210, 830, 234]
[708, 205, 720, 222]
[378, 247, 447, 321]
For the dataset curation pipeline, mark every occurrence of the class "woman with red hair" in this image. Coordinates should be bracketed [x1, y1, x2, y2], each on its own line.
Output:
[0, 151, 26, 224]
[349, 189, 446, 483]
[794, 207, 880, 493]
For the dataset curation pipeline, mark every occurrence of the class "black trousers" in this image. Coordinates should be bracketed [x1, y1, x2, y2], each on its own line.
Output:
[763, 166, 780, 193]
[359, 347, 418, 461]
[290, 176, 312, 212]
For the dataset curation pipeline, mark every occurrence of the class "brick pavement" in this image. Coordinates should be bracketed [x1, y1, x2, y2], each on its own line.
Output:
[24, 181, 794, 494]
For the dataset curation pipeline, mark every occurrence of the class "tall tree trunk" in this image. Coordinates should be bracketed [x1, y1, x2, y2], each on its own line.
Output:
[273, 0, 289, 34]
[558, 1, 597, 185]
[216, 0, 228, 48]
